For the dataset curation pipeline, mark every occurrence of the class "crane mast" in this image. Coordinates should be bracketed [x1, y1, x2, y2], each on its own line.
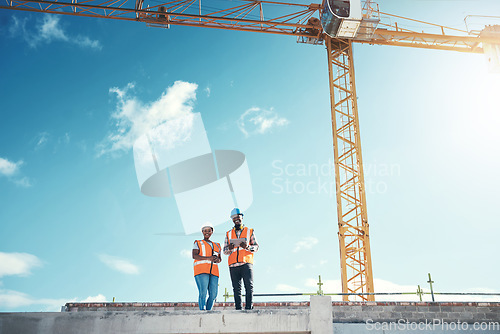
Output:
[327, 37, 374, 301]
[1, 0, 498, 301]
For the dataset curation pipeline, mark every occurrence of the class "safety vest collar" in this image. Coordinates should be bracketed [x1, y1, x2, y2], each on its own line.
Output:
[232, 224, 245, 232]
[229, 226, 250, 238]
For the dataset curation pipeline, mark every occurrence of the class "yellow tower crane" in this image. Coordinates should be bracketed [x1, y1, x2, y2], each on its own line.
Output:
[2, 0, 498, 301]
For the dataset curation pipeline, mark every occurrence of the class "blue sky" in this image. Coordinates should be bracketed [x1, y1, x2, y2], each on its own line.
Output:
[0, 0, 499, 311]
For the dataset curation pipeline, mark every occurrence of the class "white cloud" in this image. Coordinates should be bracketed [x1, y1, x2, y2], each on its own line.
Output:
[0, 252, 42, 278]
[80, 294, 106, 302]
[34, 132, 50, 150]
[0, 158, 22, 177]
[9, 15, 101, 50]
[0, 289, 70, 311]
[237, 107, 289, 137]
[305, 278, 414, 301]
[0, 289, 106, 311]
[39, 15, 67, 42]
[305, 277, 342, 299]
[295, 264, 305, 270]
[371, 278, 500, 302]
[0, 158, 33, 187]
[33, 132, 71, 153]
[276, 284, 301, 292]
[292, 236, 319, 253]
[73, 35, 102, 49]
[205, 86, 211, 97]
[0, 292, 106, 310]
[304, 277, 500, 302]
[0, 290, 38, 309]
[98, 81, 198, 156]
[13, 177, 33, 188]
[180, 249, 192, 258]
[98, 254, 139, 275]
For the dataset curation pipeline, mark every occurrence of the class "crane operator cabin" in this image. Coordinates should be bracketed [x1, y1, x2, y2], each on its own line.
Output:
[321, 0, 362, 38]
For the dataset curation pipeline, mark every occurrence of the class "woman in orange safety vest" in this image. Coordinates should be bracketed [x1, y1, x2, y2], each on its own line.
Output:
[192, 222, 221, 310]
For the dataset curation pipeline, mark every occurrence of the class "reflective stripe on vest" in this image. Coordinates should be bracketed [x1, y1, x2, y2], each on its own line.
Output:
[227, 227, 254, 266]
[193, 240, 221, 277]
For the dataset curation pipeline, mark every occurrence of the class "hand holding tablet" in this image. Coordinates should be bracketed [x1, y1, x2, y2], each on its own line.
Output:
[229, 238, 247, 248]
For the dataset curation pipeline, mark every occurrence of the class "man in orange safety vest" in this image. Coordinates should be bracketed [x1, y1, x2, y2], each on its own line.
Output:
[223, 208, 259, 310]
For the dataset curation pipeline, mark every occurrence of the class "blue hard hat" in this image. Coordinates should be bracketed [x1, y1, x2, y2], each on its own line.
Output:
[230, 208, 244, 218]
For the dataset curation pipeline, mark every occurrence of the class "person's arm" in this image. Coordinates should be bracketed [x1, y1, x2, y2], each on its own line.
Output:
[192, 242, 218, 261]
[247, 229, 259, 252]
[192, 248, 201, 260]
[216, 243, 222, 263]
[192, 249, 218, 262]
[223, 232, 234, 255]
[239, 229, 258, 252]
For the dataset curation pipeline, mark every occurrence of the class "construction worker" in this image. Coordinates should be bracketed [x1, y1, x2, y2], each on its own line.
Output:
[223, 208, 259, 310]
[192, 222, 221, 311]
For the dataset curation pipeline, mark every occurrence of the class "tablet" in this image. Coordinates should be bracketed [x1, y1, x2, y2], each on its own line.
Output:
[229, 238, 247, 246]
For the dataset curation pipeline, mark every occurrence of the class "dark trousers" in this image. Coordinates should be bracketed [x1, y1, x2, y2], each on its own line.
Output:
[229, 263, 254, 310]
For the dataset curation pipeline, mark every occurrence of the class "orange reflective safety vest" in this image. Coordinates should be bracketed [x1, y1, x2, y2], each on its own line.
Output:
[227, 227, 254, 266]
[193, 240, 221, 277]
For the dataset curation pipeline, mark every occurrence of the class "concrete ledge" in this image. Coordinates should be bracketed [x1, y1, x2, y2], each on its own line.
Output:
[2, 299, 500, 334]
[0, 309, 311, 334]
